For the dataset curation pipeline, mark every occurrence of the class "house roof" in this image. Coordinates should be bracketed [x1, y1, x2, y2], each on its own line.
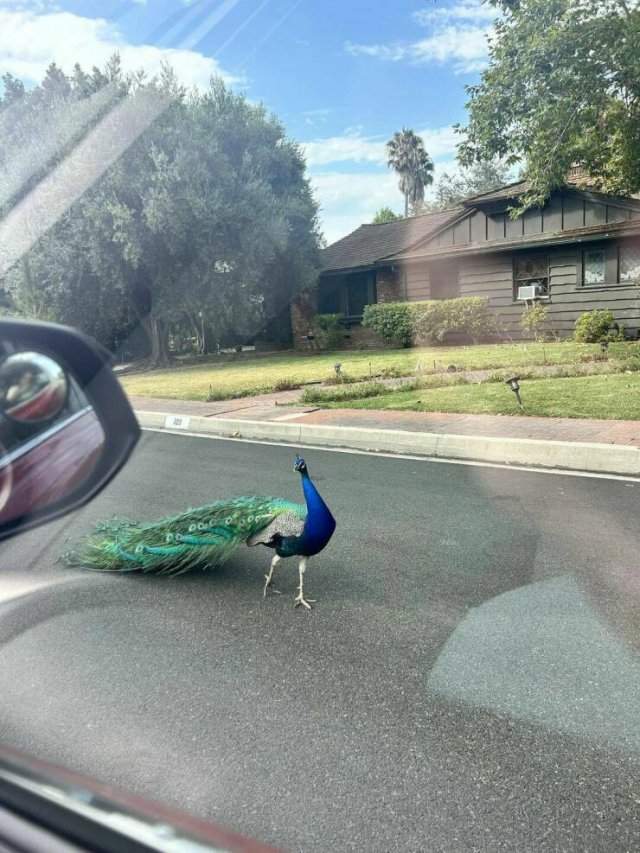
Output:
[460, 180, 529, 206]
[320, 207, 462, 274]
[321, 182, 640, 273]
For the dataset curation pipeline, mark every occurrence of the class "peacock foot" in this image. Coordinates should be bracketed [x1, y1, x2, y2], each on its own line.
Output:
[263, 575, 282, 597]
[294, 590, 316, 610]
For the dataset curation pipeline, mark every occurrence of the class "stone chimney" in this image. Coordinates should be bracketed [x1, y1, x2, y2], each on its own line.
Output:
[566, 163, 598, 187]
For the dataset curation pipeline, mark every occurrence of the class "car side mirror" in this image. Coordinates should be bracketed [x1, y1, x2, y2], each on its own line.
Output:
[0, 319, 140, 542]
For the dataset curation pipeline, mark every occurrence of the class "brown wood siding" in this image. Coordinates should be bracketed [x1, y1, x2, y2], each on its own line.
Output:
[487, 212, 505, 240]
[404, 265, 430, 301]
[546, 245, 640, 334]
[523, 207, 542, 235]
[505, 215, 523, 240]
[405, 243, 640, 337]
[563, 195, 584, 229]
[607, 205, 631, 223]
[453, 219, 470, 245]
[543, 195, 562, 231]
[470, 210, 486, 242]
[415, 190, 640, 257]
[584, 200, 606, 227]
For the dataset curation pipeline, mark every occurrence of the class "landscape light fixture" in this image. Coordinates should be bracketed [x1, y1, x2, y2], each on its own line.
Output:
[505, 375, 523, 409]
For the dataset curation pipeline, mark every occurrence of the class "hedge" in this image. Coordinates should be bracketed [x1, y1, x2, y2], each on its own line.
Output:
[362, 297, 498, 347]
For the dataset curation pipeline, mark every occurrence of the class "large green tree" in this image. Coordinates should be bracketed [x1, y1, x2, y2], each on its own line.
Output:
[425, 159, 512, 210]
[372, 206, 401, 224]
[1, 58, 321, 364]
[386, 129, 434, 217]
[458, 0, 640, 208]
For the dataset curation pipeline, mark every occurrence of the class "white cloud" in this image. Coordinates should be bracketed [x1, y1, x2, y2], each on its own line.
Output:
[344, 41, 406, 62]
[0, 9, 237, 88]
[311, 158, 469, 244]
[302, 126, 460, 168]
[345, 0, 495, 74]
[311, 171, 402, 243]
[302, 107, 331, 127]
[413, 0, 498, 25]
[411, 24, 493, 72]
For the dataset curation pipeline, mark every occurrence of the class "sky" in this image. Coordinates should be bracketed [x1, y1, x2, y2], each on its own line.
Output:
[0, 0, 499, 243]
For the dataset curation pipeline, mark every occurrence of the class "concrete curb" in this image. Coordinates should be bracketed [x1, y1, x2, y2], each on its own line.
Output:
[135, 409, 640, 476]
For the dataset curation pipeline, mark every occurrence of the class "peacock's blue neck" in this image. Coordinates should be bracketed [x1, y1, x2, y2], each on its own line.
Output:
[298, 469, 336, 556]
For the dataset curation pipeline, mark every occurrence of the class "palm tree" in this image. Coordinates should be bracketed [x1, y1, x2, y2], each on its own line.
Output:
[386, 128, 434, 217]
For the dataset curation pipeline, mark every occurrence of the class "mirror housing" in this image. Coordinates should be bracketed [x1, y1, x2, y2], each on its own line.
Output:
[0, 319, 139, 542]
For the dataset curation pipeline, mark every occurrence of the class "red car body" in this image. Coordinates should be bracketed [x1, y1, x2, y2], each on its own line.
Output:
[0, 407, 104, 525]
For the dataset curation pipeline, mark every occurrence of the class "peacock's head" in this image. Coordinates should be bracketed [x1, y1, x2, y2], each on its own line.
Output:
[294, 455, 308, 474]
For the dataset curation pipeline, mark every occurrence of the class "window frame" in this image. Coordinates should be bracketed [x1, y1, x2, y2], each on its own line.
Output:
[618, 241, 640, 284]
[582, 247, 607, 286]
[512, 252, 550, 301]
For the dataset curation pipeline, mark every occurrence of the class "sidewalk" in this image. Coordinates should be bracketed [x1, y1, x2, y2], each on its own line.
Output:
[129, 394, 640, 448]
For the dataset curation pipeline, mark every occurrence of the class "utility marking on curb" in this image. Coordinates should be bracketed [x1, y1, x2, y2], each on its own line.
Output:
[164, 414, 191, 430]
[141, 427, 640, 483]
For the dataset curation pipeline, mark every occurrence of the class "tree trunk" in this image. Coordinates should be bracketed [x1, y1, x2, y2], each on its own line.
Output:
[140, 313, 170, 368]
[404, 192, 409, 218]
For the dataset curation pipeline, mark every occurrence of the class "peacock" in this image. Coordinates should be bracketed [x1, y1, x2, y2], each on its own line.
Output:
[64, 455, 336, 610]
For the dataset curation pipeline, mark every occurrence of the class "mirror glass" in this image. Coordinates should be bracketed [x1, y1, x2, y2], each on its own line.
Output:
[0, 350, 105, 526]
[0, 352, 67, 424]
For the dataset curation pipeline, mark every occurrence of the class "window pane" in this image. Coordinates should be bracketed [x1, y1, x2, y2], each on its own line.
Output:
[347, 276, 370, 317]
[318, 280, 342, 314]
[515, 255, 548, 279]
[620, 244, 640, 282]
[584, 250, 605, 284]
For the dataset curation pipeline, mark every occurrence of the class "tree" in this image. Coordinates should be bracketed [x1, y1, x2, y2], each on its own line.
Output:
[428, 159, 511, 210]
[372, 206, 401, 224]
[1, 59, 321, 365]
[458, 0, 640, 209]
[386, 128, 434, 217]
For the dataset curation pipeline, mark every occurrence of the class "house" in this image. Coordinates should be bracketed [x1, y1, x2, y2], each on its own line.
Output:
[292, 181, 640, 345]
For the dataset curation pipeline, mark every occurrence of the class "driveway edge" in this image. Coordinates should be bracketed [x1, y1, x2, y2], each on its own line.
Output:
[135, 410, 640, 476]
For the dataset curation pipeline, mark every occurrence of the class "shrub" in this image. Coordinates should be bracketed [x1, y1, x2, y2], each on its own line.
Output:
[362, 302, 413, 347]
[273, 377, 301, 391]
[520, 303, 549, 341]
[413, 296, 497, 345]
[312, 313, 345, 350]
[573, 309, 623, 342]
[301, 381, 388, 404]
[363, 297, 497, 348]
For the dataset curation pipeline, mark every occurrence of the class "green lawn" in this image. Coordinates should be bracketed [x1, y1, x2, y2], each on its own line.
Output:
[333, 372, 640, 420]
[120, 340, 637, 401]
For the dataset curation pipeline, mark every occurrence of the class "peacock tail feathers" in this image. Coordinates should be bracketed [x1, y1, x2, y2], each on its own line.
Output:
[63, 496, 306, 576]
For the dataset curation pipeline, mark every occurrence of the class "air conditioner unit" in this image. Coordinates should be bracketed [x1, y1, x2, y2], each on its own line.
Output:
[517, 284, 544, 300]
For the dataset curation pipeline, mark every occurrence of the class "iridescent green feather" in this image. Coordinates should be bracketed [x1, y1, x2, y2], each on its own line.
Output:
[63, 496, 306, 576]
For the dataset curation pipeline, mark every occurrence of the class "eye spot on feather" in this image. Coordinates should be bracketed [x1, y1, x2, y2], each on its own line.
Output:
[197, 522, 206, 530]
[247, 515, 254, 523]
[225, 517, 233, 525]
[166, 533, 174, 543]
[189, 524, 197, 533]
[135, 544, 144, 555]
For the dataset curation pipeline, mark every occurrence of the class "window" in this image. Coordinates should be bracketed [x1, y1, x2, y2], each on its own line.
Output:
[583, 249, 606, 284]
[317, 272, 376, 320]
[619, 244, 640, 282]
[513, 253, 549, 299]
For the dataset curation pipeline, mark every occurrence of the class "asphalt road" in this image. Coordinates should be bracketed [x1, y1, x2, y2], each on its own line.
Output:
[1, 431, 640, 852]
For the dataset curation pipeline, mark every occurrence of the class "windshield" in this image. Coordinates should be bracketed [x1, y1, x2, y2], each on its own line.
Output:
[1, 1, 640, 850]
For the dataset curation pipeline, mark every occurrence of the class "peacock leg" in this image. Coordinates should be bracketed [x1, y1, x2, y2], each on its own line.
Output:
[294, 557, 316, 610]
[263, 553, 282, 597]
